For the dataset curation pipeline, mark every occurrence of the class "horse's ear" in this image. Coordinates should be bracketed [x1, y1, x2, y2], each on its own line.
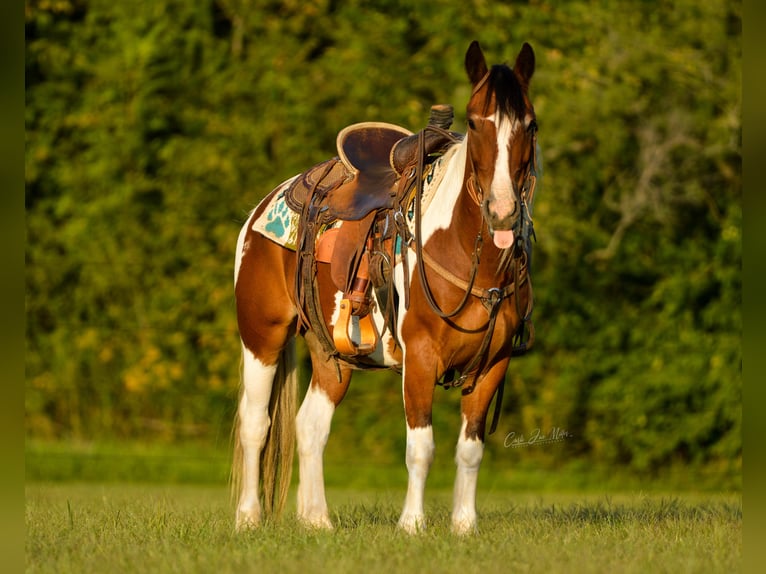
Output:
[465, 40, 489, 86]
[513, 42, 535, 87]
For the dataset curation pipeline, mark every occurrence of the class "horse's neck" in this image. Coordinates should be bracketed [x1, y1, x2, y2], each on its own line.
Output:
[422, 138, 508, 279]
[419, 138, 469, 241]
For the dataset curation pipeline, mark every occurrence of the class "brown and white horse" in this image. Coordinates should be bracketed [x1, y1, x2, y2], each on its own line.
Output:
[232, 41, 539, 534]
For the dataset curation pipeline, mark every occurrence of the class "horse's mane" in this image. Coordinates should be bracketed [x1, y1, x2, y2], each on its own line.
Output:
[481, 64, 526, 124]
[418, 136, 468, 235]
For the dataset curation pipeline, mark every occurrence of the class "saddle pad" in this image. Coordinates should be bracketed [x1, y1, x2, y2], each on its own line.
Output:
[251, 177, 301, 250]
[251, 177, 341, 251]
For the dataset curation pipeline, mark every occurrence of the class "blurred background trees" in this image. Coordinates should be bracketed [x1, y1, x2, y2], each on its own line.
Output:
[25, 0, 741, 486]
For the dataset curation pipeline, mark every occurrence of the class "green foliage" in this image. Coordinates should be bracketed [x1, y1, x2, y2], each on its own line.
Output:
[26, 0, 740, 483]
[510, 0, 742, 480]
[25, 439, 231, 483]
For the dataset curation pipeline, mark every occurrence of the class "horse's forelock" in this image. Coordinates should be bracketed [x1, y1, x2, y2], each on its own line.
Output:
[482, 64, 526, 124]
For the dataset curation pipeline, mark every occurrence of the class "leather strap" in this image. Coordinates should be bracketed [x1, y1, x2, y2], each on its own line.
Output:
[419, 248, 521, 301]
[470, 71, 491, 98]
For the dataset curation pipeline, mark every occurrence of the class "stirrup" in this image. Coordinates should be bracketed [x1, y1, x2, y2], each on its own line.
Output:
[333, 299, 379, 356]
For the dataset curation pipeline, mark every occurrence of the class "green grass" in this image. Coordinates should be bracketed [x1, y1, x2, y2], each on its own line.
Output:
[25, 441, 742, 572]
[26, 483, 741, 574]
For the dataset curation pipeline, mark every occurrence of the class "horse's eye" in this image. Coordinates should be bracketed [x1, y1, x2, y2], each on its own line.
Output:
[467, 118, 477, 131]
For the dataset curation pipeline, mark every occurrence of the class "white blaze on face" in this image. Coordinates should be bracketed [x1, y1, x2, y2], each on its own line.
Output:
[487, 113, 518, 249]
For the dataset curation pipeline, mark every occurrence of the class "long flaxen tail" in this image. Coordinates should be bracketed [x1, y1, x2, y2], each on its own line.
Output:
[231, 339, 298, 518]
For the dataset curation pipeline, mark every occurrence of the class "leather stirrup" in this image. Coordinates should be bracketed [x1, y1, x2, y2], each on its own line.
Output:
[333, 300, 379, 356]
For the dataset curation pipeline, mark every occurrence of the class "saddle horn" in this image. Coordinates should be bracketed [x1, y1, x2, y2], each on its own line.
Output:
[390, 104, 457, 175]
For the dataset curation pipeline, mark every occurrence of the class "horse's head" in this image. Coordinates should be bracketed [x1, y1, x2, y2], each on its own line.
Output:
[464, 41, 537, 250]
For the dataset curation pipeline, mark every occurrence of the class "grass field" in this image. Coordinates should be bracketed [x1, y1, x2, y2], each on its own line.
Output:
[26, 482, 741, 574]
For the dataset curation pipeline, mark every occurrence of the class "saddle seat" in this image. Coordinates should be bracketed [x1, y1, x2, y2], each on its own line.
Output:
[285, 107, 457, 222]
[332, 108, 458, 220]
[328, 122, 413, 220]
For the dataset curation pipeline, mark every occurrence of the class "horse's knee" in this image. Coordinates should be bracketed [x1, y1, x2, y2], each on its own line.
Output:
[405, 425, 435, 468]
[455, 432, 484, 469]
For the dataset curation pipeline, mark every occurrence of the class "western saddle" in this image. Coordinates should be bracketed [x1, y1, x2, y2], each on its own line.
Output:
[290, 105, 458, 358]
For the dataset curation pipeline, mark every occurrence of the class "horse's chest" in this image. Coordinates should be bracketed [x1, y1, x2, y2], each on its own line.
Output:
[398, 297, 517, 362]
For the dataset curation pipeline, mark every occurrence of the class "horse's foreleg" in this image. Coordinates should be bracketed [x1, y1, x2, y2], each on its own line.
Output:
[452, 359, 509, 535]
[452, 416, 484, 534]
[398, 363, 435, 533]
[296, 336, 352, 529]
[235, 347, 278, 529]
[399, 424, 435, 533]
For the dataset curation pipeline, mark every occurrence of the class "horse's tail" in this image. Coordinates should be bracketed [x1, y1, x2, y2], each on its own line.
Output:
[231, 339, 298, 518]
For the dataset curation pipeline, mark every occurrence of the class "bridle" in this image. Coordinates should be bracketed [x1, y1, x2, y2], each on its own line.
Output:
[411, 115, 538, 322]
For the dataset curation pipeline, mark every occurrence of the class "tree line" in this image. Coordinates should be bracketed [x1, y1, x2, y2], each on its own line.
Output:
[26, 0, 741, 485]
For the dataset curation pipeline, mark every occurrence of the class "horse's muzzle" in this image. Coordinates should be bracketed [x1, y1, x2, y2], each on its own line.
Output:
[483, 198, 519, 249]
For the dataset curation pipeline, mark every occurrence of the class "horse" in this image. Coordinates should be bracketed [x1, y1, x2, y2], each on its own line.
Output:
[232, 40, 539, 534]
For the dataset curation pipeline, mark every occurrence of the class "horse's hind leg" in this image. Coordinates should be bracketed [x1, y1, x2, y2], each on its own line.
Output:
[295, 332, 352, 529]
[235, 344, 280, 528]
[234, 225, 297, 529]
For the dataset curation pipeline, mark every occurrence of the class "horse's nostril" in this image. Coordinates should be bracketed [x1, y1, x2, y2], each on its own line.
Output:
[483, 195, 518, 229]
[485, 199, 519, 232]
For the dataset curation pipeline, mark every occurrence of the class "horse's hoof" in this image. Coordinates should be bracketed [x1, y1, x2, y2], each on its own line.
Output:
[397, 514, 426, 534]
[451, 519, 478, 536]
[235, 510, 261, 531]
[299, 514, 334, 530]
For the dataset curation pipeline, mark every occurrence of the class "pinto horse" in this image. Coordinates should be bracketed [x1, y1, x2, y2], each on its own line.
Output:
[232, 41, 539, 534]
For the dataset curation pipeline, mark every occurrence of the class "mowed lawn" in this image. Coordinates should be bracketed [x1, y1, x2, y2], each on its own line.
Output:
[26, 483, 741, 574]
